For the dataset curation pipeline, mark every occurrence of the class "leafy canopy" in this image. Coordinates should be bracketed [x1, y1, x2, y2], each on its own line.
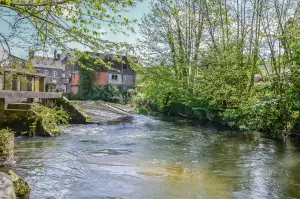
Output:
[0, 0, 140, 63]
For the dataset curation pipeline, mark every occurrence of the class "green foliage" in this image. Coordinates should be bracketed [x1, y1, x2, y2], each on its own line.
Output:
[75, 54, 124, 103]
[138, 0, 300, 137]
[221, 97, 289, 135]
[30, 106, 70, 136]
[75, 54, 129, 103]
[91, 84, 124, 103]
[0, 0, 139, 57]
[136, 66, 181, 111]
[131, 93, 150, 107]
[138, 107, 151, 115]
[7, 170, 30, 199]
[0, 128, 14, 160]
[122, 89, 136, 104]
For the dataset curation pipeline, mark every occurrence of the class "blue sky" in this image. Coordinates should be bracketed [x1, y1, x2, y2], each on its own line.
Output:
[102, 1, 150, 44]
[6, 1, 151, 58]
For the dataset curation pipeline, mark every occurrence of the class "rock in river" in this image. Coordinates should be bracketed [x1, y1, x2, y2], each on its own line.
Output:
[0, 172, 16, 199]
[0, 170, 30, 199]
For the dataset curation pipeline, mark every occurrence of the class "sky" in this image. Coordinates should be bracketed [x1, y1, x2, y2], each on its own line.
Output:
[5, 1, 151, 59]
[102, 1, 150, 44]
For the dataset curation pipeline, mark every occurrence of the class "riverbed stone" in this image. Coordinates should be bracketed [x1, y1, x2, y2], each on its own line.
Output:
[0, 172, 16, 199]
[7, 170, 30, 199]
[0, 128, 14, 165]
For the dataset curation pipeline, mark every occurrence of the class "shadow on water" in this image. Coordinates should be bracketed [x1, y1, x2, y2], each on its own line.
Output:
[3, 115, 300, 198]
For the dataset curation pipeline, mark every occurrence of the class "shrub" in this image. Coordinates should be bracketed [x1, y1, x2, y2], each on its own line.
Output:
[0, 128, 14, 162]
[122, 89, 137, 104]
[221, 97, 289, 136]
[131, 93, 150, 107]
[91, 84, 124, 103]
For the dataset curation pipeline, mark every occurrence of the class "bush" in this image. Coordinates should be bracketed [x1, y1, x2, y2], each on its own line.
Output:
[91, 84, 124, 103]
[0, 128, 14, 163]
[221, 97, 289, 136]
[131, 93, 150, 107]
[138, 107, 151, 115]
[122, 89, 137, 104]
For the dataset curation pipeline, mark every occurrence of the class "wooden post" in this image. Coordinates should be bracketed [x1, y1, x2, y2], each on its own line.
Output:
[39, 77, 45, 92]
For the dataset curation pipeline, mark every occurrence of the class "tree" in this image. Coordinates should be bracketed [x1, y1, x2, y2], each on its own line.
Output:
[138, 0, 300, 136]
[139, 0, 205, 91]
[0, 0, 140, 64]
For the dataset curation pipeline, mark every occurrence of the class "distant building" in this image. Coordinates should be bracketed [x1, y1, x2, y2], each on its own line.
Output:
[0, 54, 27, 68]
[31, 51, 72, 92]
[71, 52, 137, 94]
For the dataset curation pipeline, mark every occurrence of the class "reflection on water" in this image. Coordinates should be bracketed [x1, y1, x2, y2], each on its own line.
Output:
[4, 115, 300, 198]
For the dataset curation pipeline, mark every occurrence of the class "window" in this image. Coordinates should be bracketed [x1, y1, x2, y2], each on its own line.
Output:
[44, 70, 48, 76]
[53, 71, 57, 77]
[112, 75, 118, 80]
[123, 63, 128, 70]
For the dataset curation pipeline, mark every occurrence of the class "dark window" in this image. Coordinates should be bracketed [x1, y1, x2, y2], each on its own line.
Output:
[112, 75, 118, 80]
[123, 63, 128, 70]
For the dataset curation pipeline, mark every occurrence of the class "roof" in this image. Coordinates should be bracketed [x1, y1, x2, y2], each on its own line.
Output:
[10, 54, 27, 62]
[2, 69, 45, 77]
[31, 56, 64, 70]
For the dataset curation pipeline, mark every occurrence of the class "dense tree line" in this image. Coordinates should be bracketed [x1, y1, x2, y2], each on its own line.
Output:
[137, 0, 300, 136]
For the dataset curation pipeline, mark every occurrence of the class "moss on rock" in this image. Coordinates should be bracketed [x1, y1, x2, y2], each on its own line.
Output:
[0, 128, 14, 164]
[7, 170, 30, 199]
[57, 97, 91, 123]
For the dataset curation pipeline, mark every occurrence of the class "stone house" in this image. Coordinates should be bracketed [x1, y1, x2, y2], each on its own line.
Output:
[31, 52, 72, 92]
[71, 53, 137, 94]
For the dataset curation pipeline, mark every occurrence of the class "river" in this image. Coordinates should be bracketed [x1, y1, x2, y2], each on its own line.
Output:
[7, 115, 300, 198]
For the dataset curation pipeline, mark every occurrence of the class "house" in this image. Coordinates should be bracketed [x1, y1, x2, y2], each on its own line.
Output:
[30, 51, 72, 92]
[71, 52, 137, 94]
[0, 54, 27, 68]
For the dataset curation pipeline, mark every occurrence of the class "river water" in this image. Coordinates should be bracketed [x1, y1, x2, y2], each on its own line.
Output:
[7, 115, 300, 199]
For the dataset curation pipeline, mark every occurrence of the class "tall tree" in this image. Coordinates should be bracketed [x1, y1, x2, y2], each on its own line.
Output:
[139, 0, 205, 90]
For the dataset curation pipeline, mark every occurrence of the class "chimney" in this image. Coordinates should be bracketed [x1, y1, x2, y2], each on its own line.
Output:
[54, 49, 57, 60]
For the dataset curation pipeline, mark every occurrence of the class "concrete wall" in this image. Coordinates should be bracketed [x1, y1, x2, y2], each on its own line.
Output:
[123, 74, 135, 86]
[108, 73, 122, 85]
